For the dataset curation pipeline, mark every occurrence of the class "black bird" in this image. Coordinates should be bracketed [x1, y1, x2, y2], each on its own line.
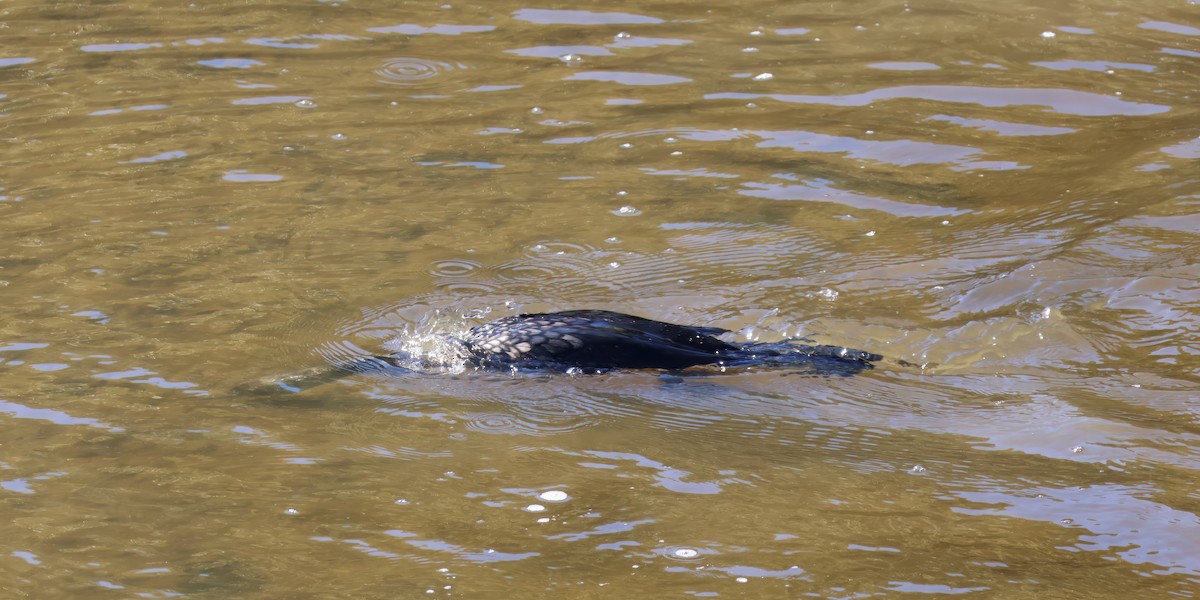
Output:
[455, 310, 881, 373]
[236, 310, 881, 394]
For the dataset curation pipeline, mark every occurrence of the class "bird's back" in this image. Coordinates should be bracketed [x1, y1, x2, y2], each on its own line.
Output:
[462, 310, 740, 371]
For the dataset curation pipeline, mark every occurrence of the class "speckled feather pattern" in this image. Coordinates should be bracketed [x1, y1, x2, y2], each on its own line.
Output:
[467, 315, 590, 359]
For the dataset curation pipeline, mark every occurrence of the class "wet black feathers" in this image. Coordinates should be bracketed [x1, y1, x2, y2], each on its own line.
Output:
[459, 310, 881, 373]
[462, 310, 738, 370]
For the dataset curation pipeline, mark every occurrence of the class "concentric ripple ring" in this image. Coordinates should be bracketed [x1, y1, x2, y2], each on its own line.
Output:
[375, 57, 463, 86]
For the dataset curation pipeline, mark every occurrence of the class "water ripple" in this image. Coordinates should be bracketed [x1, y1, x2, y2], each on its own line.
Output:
[565, 71, 692, 86]
[462, 412, 547, 436]
[0, 399, 124, 433]
[513, 9, 664, 25]
[430, 259, 482, 278]
[375, 57, 465, 86]
[707, 86, 1171, 117]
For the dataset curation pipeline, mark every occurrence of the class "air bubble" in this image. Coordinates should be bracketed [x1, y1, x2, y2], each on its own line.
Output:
[613, 206, 641, 216]
[331, 133, 347, 141]
[538, 490, 569, 502]
[752, 72, 774, 81]
[294, 99, 316, 108]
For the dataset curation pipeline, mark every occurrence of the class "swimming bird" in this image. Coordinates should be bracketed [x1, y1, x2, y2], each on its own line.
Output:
[236, 310, 881, 394]
[450, 310, 880, 372]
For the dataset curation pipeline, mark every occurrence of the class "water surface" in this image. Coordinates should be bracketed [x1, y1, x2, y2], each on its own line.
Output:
[1, 0, 1198, 597]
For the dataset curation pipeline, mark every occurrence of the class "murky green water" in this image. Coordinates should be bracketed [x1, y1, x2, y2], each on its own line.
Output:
[2, 0, 1198, 597]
